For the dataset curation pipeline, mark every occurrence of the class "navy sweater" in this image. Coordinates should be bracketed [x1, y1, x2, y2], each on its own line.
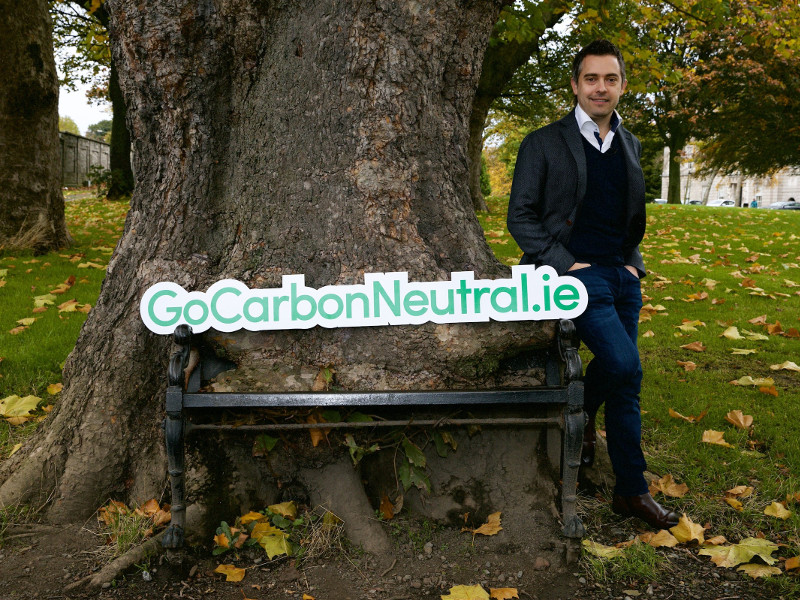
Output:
[566, 135, 628, 266]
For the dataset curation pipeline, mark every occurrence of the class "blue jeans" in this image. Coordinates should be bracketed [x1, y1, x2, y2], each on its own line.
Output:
[569, 264, 648, 496]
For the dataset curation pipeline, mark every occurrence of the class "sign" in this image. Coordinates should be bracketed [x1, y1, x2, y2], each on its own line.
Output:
[140, 265, 587, 335]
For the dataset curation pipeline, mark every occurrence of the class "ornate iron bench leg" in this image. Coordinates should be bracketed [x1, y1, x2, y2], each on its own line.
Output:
[162, 325, 192, 549]
[561, 381, 585, 538]
[557, 320, 585, 538]
[162, 386, 186, 548]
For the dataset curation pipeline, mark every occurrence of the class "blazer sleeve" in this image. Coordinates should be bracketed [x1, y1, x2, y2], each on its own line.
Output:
[507, 133, 577, 275]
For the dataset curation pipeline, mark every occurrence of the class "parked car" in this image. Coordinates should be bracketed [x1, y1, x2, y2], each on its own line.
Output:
[707, 199, 736, 207]
[685, 199, 703, 205]
[768, 201, 800, 210]
[653, 198, 667, 204]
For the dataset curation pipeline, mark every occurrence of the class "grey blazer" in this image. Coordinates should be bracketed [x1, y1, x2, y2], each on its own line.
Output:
[507, 109, 647, 277]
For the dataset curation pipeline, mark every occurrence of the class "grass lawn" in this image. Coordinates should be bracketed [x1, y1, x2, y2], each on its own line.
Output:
[479, 195, 800, 592]
[2, 193, 799, 591]
[0, 192, 128, 454]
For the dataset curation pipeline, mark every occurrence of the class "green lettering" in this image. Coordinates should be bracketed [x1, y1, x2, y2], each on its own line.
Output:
[473, 287, 490, 313]
[148, 290, 181, 327]
[456, 279, 472, 313]
[373, 279, 401, 317]
[244, 296, 270, 322]
[291, 283, 316, 321]
[554, 284, 580, 310]
[345, 292, 369, 318]
[430, 288, 455, 316]
[273, 295, 289, 321]
[319, 293, 344, 319]
[403, 290, 428, 316]
[490, 287, 517, 313]
[184, 299, 209, 326]
[211, 287, 241, 325]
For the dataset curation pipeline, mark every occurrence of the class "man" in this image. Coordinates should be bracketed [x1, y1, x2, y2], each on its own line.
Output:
[507, 39, 678, 530]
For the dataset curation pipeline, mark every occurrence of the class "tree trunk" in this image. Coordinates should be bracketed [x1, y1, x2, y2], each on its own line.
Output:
[91, 5, 135, 201]
[0, 0, 560, 544]
[468, 94, 492, 212]
[105, 57, 134, 200]
[666, 138, 684, 205]
[0, 0, 69, 251]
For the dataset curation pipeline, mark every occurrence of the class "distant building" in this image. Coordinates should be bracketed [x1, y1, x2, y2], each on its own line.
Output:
[661, 145, 800, 207]
[59, 131, 110, 187]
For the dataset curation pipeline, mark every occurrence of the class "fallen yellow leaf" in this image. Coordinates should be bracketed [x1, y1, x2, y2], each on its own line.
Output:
[681, 341, 706, 352]
[785, 556, 800, 571]
[213, 564, 245, 582]
[268, 501, 297, 520]
[214, 533, 230, 548]
[9, 443, 22, 457]
[668, 407, 708, 424]
[726, 485, 754, 498]
[240, 511, 266, 525]
[764, 502, 792, 520]
[725, 410, 753, 429]
[471, 512, 502, 536]
[730, 376, 774, 387]
[705, 535, 728, 545]
[0, 395, 42, 419]
[725, 498, 743, 511]
[582, 539, 624, 559]
[649, 474, 689, 498]
[676, 360, 697, 371]
[490, 588, 519, 600]
[770, 361, 800, 372]
[737, 564, 782, 579]
[721, 326, 744, 340]
[670, 514, 704, 544]
[441, 584, 490, 600]
[647, 529, 679, 548]
[702, 430, 733, 448]
[46, 383, 63, 395]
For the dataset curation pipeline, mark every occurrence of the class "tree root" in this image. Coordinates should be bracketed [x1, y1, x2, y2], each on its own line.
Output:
[298, 455, 393, 557]
[65, 530, 166, 592]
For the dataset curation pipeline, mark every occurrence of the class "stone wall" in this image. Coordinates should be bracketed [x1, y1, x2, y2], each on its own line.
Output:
[59, 131, 110, 187]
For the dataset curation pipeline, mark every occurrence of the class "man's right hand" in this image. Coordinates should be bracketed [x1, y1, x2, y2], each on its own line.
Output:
[568, 262, 591, 271]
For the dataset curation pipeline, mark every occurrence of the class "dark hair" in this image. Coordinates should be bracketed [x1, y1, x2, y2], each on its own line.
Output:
[572, 39, 626, 83]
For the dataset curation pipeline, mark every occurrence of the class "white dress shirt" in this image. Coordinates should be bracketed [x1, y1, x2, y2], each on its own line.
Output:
[574, 104, 622, 154]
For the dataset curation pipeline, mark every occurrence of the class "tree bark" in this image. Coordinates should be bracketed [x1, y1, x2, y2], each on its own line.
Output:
[0, 0, 559, 532]
[666, 137, 685, 205]
[0, 0, 69, 251]
[90, 4, 135, 201]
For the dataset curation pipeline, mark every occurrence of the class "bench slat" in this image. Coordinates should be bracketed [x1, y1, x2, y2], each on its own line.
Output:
[181, 388, 570, 408]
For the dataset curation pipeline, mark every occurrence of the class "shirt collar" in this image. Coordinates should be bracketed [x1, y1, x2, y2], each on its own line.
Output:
[574, 104, 622, 133]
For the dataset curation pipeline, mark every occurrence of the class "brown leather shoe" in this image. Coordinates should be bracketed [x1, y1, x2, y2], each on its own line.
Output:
[612, 493, 680, 530]
[581, 412, 596, 468]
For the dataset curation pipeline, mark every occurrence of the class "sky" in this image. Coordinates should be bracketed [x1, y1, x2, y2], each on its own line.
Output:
[59, 83, 111, 136]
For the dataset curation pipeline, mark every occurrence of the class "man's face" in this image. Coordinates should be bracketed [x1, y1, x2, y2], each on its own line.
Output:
[571, 54, 627, 124]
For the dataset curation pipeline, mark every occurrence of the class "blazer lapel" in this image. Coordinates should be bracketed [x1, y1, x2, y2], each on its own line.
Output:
[558, 110, 587, 202]
[617, 127, 645, 214]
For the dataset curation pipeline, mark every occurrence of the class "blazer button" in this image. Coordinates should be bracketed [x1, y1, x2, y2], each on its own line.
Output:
[566, 219, 573, 226]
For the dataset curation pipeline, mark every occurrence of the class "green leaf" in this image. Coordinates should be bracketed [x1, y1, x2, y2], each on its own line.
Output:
[33, 294, 57, 308]
[401, 436, 426, 468]
[253, 434, 278, 456]
[346, 411, 373, 423]
[433, 431, 449, 458]
[321, 409, 341, 422]
[398, 461, 431, 493]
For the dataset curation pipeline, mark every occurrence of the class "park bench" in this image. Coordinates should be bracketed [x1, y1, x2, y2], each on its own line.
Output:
[160, 320, 586, 549]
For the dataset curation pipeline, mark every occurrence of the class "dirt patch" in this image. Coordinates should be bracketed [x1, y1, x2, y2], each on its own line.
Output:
[0, 516, 579, 600]
[0, 506, 792, 599]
